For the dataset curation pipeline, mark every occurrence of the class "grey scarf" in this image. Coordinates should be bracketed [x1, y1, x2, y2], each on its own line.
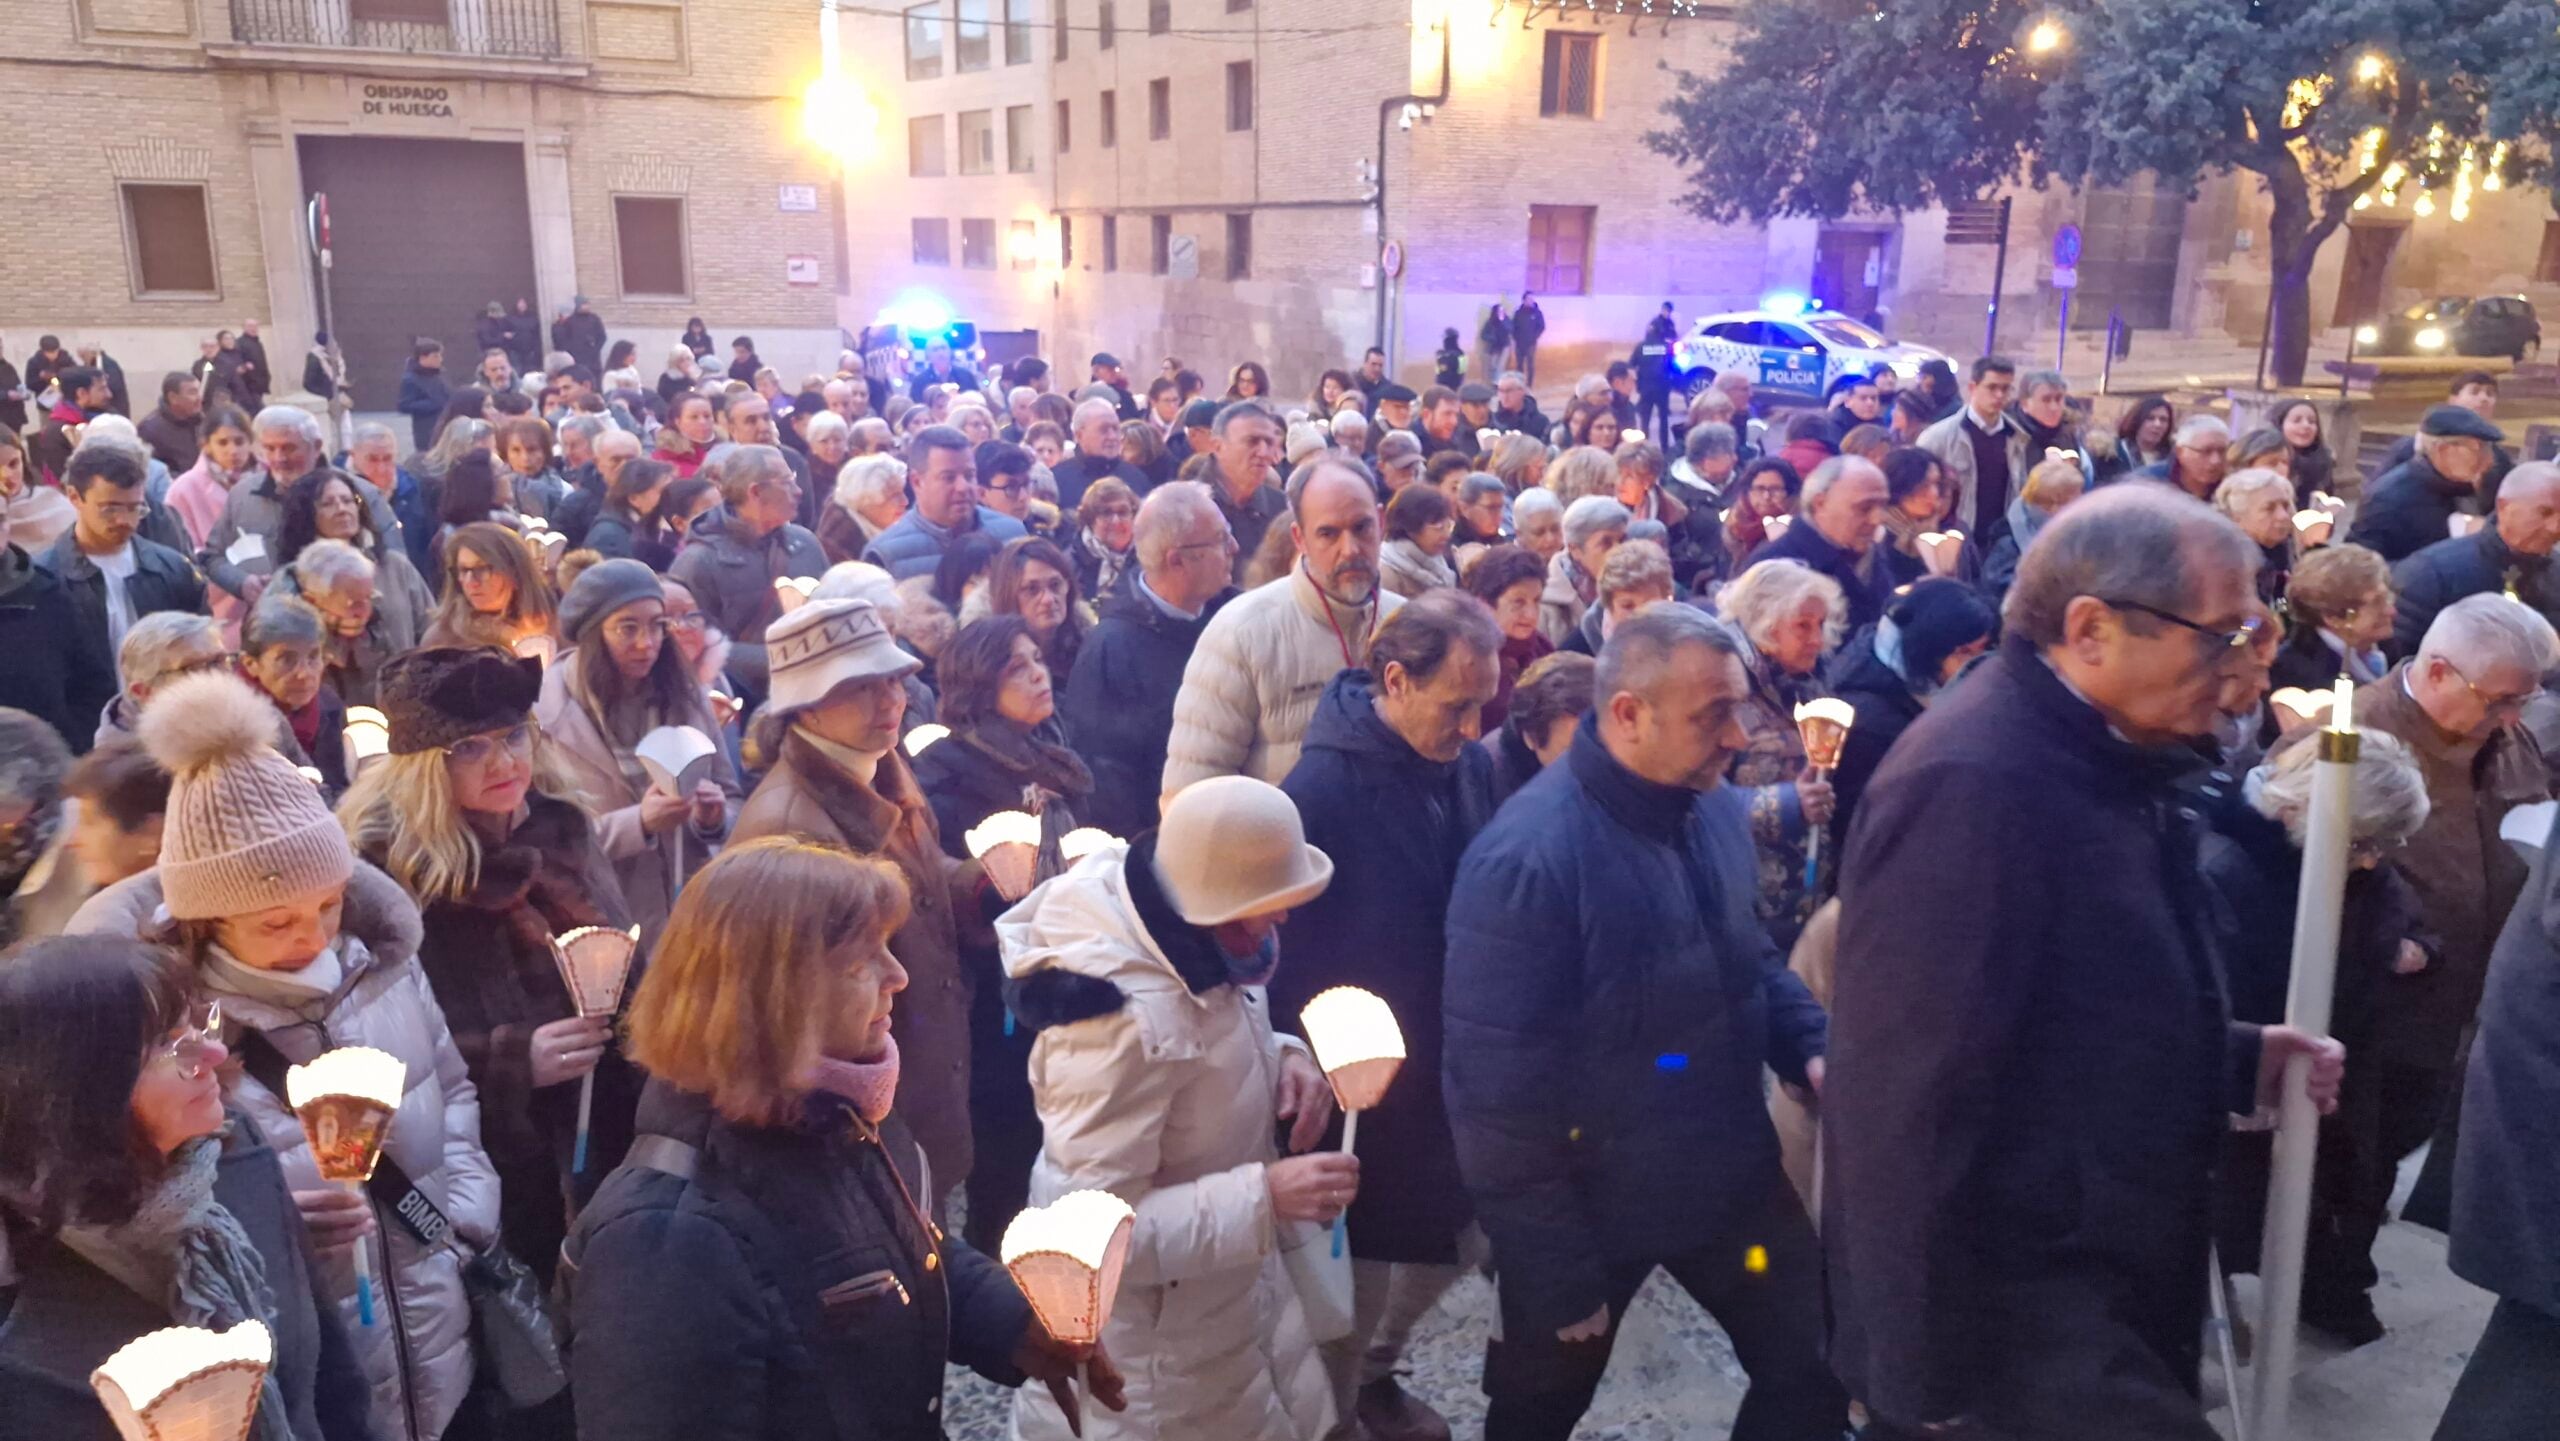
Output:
[61, 1137, 292, 1441]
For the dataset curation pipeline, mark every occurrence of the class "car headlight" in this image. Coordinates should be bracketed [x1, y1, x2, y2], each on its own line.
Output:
[2415, 327, 2447, 351]
[2355, 325, 2379, 346]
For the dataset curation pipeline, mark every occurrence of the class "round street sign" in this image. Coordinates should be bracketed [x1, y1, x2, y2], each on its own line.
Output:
[2053, 223, 2083, 269]
[1381, 240, 1405, 279]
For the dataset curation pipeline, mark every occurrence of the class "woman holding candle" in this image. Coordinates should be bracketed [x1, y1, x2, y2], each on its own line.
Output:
[0, 933, 377, 1441]
[340, 646, 641, 1315]
[566, 838, 1119, 1440]
[69, 669, 496, 1441]
[1717, 560, 1847, 951]
[1001, 775, 1353, 1441]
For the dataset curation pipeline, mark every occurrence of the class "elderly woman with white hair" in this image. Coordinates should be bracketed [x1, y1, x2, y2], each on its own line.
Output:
[1327, 408, 1370, 459]
[2201, 726, 2432, 1341]
[275, 537, 402, 706]
[2214, 466, 2300, 605]
[1717, 558, 1848, 949]
[819, 451, 912, 565]
[93, 611, 230, 743]
[2138, 412, 2233, 501]
[813, 558, 943, 735]
[1509, 485, 1564, 564]
[1537, 494, 1628, 645]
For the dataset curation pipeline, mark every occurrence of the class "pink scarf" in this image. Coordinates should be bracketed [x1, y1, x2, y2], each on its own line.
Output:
[807, 1035, 901, 1124]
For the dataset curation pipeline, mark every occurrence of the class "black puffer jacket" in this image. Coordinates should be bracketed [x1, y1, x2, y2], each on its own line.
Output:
[1057, 583, 1233, 836]
[567, 1080, 1033, 1441]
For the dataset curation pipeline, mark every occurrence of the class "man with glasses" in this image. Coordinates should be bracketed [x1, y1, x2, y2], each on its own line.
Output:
[1060, 481, 1238, 835]
[1828, 485, 2345, 1441]
[37, 446, 207, 749]
[1915, 355, 2025, 538]
[973, 441, 1045, 534]
[2354, 403, 2511, 564]
[2345, 591, 2556, 1308]
[2134, 414, 2233, 503]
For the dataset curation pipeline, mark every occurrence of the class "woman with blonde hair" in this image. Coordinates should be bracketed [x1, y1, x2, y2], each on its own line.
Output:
[1540, 443, 1617, 506]
[567, 838, 1118, 1440]
[1487, 429, 1549, 496]
[1982, 452, 2088, 601]
[421, 520, 557, 653]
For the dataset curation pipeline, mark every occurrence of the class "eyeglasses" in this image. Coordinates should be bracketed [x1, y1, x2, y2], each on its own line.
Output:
[453, 563, 497, 584]
[163, 999, 224, 1081]
[2099, 598, 2268, 655]
[2348, 836, 2406, 865]
[663, 611, 708, 633]
[443, 722, 534, 768]
[2443, 659, 2535, 717]
[88, 501, 152, 520]
[604, 618, 673, 645]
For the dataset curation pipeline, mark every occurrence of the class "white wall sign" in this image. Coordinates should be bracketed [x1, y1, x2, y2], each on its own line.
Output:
[1168, 234, 1199, 280]
[778, 184, 820, 212]
[786, 254, 822, 285]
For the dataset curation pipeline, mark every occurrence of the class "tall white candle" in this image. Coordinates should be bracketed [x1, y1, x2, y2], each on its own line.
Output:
[2332, 672, 2354, 733]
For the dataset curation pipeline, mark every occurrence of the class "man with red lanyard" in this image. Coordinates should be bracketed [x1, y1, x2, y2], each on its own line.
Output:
[1162, 455, 1405, 804]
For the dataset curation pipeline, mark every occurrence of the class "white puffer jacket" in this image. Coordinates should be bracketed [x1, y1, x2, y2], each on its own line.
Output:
[1160, 565, 1404, 800]
[70, 861, 498, 1441]
[999, 844, 1334, 1441]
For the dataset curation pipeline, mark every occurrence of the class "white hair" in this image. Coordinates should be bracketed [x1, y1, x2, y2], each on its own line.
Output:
[666, 343, 695, 368]
[558, 413, 607, 444]
[1802, 454, 1880, 507]
[1007, 385, 1036, 408]
[1135, 480, 1222, 570]
[2418, 592, 2560, 676]
[2252, 727, 2429, 848]
[1071, 397, 1120, 435]
[1720, 558, 1848, 653]
[811, 559, 902, 623]
[1561, 494, 1631, 548]
[2212, 467, 2292, 516]
[118, 612, 222, 695]
[350, 421, 397, 450]
[76, 413, 146, 458]
[834, 453, 908, 513]
[294, 537, 375, 591]
[807, 411, 851, 444]
[1512, 487, 1564, 524]
[2174, 414, 2231, 447]
[1330, 411, 1368, 441]
[253, 404, 325, 446]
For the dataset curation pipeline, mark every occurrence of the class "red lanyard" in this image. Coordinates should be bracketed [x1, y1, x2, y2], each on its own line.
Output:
[1312, 566, 1375, 668]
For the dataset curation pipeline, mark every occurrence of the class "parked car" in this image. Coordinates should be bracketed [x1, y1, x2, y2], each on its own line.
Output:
[1671, 308, 1952, 407]
[2362, 294, 2542, 361]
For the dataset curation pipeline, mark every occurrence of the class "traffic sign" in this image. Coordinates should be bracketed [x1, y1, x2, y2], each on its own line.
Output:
[2051, 264, 2078, 290]
[2052, 223, 2082, 268]
[1381, 240, 1405, 279]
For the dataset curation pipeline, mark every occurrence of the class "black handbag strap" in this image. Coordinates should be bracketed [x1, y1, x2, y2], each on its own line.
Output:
[234, 1028, 463, 1254]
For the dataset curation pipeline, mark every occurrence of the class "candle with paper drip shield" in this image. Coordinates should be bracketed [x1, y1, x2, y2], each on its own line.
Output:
[965, 810, 1042, 901]
[1000, 1189, 1136, 1346]
[1915, 529, 1965, 577]
[774, 574, 821, 614]
[633, 724, 719, 797]
[511, 633, 557, 669]
[343, 706, 390, 771]
[2292, 510, 2335, 545]
[284, 1047, 405, 1326]
[2268, 686, 2336, 731]
[552, 925, 640, 1173]
[1794, 698, 1855, 893]
[1298, 986, 1406, 1257]
[902, 723, 950, 758]
[90, 1319, 273, 1441]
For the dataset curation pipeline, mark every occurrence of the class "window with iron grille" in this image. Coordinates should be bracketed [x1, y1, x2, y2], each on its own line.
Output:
[1011, 220, 1038, 272]
[121, 183, 218, 296]
[1538, 31, 1597, 118]
[963, 218, 997, 270]
[907, 115, 946, 177]
[1102, 215, 1118, 271]
[1099, 0, 1114, 47]
[1003, 0, 1030, 63]
[1526, 204, 1594, 295]
[904, 1, 943, 79]
[1226, 213, 1250, 280]
[1225, 60, 1252, 131]
[1149, 79, 1170, 140]
[1007, 106, 1035, 172]
[1056, 98, 1071, 152]
[956, 0, 990, 70]
[913, 217, 952, 267]
[958, 110, 996, 175]
[614, 196, 688, 297]
[1151, 214, 1173, 275]
[1943, 200, 2006, 245]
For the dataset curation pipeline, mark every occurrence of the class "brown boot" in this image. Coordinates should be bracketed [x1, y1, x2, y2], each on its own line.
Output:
[1355, 1376, 1452, 1441]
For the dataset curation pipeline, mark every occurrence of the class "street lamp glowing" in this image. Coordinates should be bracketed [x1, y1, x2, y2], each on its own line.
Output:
[2026, 18, 2065, 53]
[802, 75, 878, 165]
[2354, 53, 2388, 83]
[1008, 224, 1045, 267]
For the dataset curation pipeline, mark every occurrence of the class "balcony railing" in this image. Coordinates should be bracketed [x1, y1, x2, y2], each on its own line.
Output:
[231, 0, 564, 60]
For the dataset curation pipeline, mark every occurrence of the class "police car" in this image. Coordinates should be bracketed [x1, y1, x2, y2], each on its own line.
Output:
[1670, 305, 1950, 406]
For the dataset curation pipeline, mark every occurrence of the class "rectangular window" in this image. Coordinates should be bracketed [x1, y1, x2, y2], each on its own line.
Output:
[1227, 0, 1248, 10]
[1226, 212, 1250, 280]
[1054, 0, 1068, 59]
[612, 196, 688, 297]
[2538, 220, 2560, 283]
[1003, 0, 1030, 63]
[1225, 60, 1252, 131]
[907, 114, 946, 177]
[956, 0, 991, 71]
[904, 1, 943, 79]
[962, 218, 997, 270]
[1056, 99, 1071, 153]
[1011, 219, 1038, 271]
[1148, 78, 1170, 140]
[1061, 214, 1075, 268]
[1538, 31, 1597, 118]
[1103, 215, 1119, 271]
[1098, 0, 1113, 47]
[1100, 90, 1117, 147]
[1147, 0, 1168, 33]
[119, 183, 218, 296]
[957, 110, 996, 175]
[1005, 105, 1035, 172]
[912, 217, 952, 266]
[1526, 203, 1594, 295]
[1943, 200, 2005, 245]
[1151, 213, 1172, 275]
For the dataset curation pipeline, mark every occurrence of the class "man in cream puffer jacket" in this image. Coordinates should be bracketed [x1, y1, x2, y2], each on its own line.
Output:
[1161, 459, 1403, 804]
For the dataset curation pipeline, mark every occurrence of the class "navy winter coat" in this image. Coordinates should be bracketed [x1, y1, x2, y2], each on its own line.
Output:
[1274, 670, 1496, 1264]
[2349, 455, 2474, 564]
[1442, 720, 1825, 1333]
[2388, 528, 2558, 659]
[1826, 639, 2261, 1438]
[1057, 583, 1230, 837]
[0, 547, 116, 752]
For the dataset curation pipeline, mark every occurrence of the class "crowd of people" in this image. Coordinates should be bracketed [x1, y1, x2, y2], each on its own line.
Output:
[2, 309, 2556, 1441]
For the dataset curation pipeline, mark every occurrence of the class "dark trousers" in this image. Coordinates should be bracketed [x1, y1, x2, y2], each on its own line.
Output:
[2338, 1058, 2453, 1283]
[1481, 1180, 1846, 1441]
[1517, 343, 1539, 387]
[2434, 1298, 2560, 1441]
[1636, 389, 1673, 447]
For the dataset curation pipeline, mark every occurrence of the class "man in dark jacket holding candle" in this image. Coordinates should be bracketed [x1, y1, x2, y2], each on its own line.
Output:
[1826, 485, 2346, 1441]
[1444, 605, 1840, 1441]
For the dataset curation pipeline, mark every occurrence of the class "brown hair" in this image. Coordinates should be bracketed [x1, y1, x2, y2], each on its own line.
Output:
[625, 838, 912, 1127]
[1510, 651, 1596, 743]
[1384, 482, 1453, 542]
[62, 737, 170, 834]
[2285, 542, 2392, 629]
[429, 520, 558, 644]
[988, 536, 1089, 677]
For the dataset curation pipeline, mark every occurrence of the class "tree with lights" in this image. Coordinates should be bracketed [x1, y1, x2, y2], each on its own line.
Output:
[1646, 0, 2560, 386]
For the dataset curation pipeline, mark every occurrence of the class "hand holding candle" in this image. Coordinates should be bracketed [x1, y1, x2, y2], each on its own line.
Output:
[1002, 1191, 1138, 1437]
[1298, 987, 1405, 1257]
[1793, 698, 1856, 891]
[284, 1048, 405, 1326]
[551, 925, 640, 1174]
